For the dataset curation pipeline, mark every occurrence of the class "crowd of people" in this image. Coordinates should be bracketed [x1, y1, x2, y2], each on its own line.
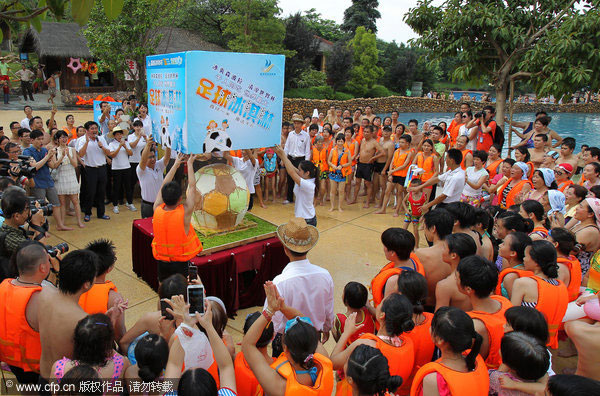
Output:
[1, 99, 600, 396]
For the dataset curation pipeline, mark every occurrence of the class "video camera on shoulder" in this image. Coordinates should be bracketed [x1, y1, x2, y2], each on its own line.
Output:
[0, 155, 37, 178]
[28, 197, 53, 217]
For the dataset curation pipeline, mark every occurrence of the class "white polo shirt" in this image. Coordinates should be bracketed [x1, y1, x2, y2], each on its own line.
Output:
[127, 134, 146, 163]
[108, 140, 132, 170]
[134, 115, 152, 136]
[438, 167, 466, 203]
[136, 158, 166, 202]
[293, 178, 316, 219]
[76, 135, 108, 167]
[20, 117, 32, 130]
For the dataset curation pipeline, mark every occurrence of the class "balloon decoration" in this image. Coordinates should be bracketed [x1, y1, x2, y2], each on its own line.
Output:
[80, 60, 89, 72]
[67, 57, 81, 73]
[88, 63, 98, 75]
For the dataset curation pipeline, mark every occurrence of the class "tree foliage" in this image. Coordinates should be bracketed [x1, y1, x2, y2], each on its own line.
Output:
[84, 0, 173, 98]
[341, 0, 381, 35]
[300, 8, 344, 42]
[283, 13, 319, 89]
[346, 26, 383, 97]
[326, 41, 353, 92]
[174, 0, 232, 48]
[223, 0, 288, 55]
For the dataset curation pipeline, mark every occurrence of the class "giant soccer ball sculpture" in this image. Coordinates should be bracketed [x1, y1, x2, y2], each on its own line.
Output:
[191, 163, 250, 231]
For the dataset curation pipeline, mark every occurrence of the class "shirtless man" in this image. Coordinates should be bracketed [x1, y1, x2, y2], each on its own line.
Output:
[558, 137, 579, 171]
[373, 126, 395, 207]
[353, 108, 363, 124]
[277, 121, 291, 198]
[434, 233, 477, 312]
[391, 110, 400, 130]
[407, 119, 424, 150]
[528, 134, 548, 169]
[415, 209, 455, 309]
[362, 105, 376, 124]
[565, 317, 600, 381]
[445, 202, 484, 256]
[508, 112, 562, 149]
[349, 125, 383, 208]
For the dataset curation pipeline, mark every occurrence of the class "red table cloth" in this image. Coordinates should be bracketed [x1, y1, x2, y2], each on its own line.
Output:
[131, 218, 287, 315]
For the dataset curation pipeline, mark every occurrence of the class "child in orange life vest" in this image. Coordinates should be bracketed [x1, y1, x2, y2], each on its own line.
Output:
[410, 307, 489, 396]
[434, 233, 477, 312]
[311, 136, 329, 206]
[496, 232, 533, 299]
[328, 133, 352, 212]
[547, 228, 581, 302]
[263, 148, 278, 202]
[375, 134, 414, 216]
[78, 238, 127, 341]
[402, 177, 427, 247]
[332, 282, 376, 346]
[235, 312, 275, 396]
[520, 200, 548, 241]
[456, 256, 512, 370]
[510, 241, 569, 349]
[343, 345, 403, 396]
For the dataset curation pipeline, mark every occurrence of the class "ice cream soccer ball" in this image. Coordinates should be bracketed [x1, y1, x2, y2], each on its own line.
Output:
[191, 163, 250, 231]
[203, 130, 232, 152]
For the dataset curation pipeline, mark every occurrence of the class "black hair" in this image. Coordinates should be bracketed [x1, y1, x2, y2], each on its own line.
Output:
[445, 233, 477, 259]
[432, 125, 443, 134]
[569, 184, 588, 203]
[561, 137, 576, 151]
[58, 249, 99, 295]
[474, 208, 490, 230]
[343, 281, 368, 309]
[53, 130, 68, 142]
[423, 209, 455, 239]
[347, 345, 403, 396]
[589, 185, 600, 199]
[549, 228, 576, 256]
[527, 240, 559, 278]
[365, 125, 374, 133]
[23, 105, 32, 111]
[445, 202, 476, 228]
[505, 232, 532, 261]
[57, 365, 100, 395]
[29, 129, 43, 140]
[0, 177, 16, 192]
[381, 228, 415, 260]
[135, 334, 169, 382]
[535, 111, 547, 117]
[547, 374, 600, 396]
[158, 273, 188, 300]
[457, 255, 498, 298]
[421, 138, 433, 148]
[4, 142, 18, 153]
[161, 181, 182, 206]
[17, 128, 30, 138]
[84, 121, 98, 130]
[65, 114, 74, 122]
[533, 169, 558, 189]
[446, 148, 463, 166]
[460, 102, 471, 109]
[501, 332, 549, 381]
[1, 186, 27, 217]
[504, 306, 549, 345]
[461, 110, 473, 118]
[282, 317, 319, 369]
[335, 132, 345, 142]
[208, 299, 228, 338]
[244, 312, 274, 348]
[408, 119, 418, 126]
[503, 158, 516, 167]
[490, 143, 502, 153]
[396, 271, 427, 315]
[380, 294, 415, 336]
[483, 105, 495, 114]
[132, 120, 143, 127]
[515, 146, 531, 162]
[382, 125, 392, 132]
[589, 147, 600, 160]
[309, 123, 319, 131]
[84, 239, 116, 276]
[282, 121, 291, 128]
[298, 160, 320, 195]
[431, 306, 482, 371]
[472, 150, 488, 163]
[178, 368, 217, 396]
[29, 116, 41, 127]
[73, 314, 114, 366]
[521, 200, 545, 222]
[498, 212, 533, 233]
[399, 134, 412, 144]
[587, 161, 600, 176]
[15, 241, 47, 276]
[534, 133, 549, 142]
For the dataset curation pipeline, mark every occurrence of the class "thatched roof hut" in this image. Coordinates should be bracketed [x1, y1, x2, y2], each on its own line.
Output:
[20, 21, 91, 59]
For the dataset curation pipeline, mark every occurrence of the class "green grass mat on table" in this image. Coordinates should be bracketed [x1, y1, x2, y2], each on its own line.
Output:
[196, 213, 277, 249]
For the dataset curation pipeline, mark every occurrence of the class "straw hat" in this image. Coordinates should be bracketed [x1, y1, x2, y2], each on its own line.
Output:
[107, 125, 125, 140]
[291, 113, 304, 123]
[276, 217, 319, 253]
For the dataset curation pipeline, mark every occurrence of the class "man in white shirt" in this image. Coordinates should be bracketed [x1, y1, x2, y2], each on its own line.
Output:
[76, 120, 112, 222]
[137, 136, 171, 218]
[20, 105, 33, 130]
[97, 101, 111, 136]
[266, 217, 334, 357]
[283, 114, 311, 204]
[410, 148, 466, 213]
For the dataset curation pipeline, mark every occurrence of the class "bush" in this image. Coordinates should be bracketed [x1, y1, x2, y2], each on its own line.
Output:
[333, 91, 354, 100]
[366, 84, 392, 98]
[296, 69, 327, 88]
[285, 85, 335, 99]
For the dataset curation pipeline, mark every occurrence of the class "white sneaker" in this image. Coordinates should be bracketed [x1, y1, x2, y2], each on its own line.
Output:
[113, 206, 119, 214]
[282, 200, 291, 205]
[127, 204, 137, 212]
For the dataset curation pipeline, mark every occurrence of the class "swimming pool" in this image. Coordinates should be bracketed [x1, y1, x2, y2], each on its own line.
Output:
[379, 112, 600, 150]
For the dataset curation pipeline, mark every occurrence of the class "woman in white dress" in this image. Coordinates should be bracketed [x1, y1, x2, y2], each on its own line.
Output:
[53, 130, 84, 228]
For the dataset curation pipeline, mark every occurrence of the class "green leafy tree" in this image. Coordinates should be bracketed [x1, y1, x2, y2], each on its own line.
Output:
[174, 0, 233, 48]
[301, 8, 344, 42]
[341, 0, 380, 35]
[283, 13, 319, 89]
[346, 26, 383, 97]
[326, 41, 353, 92]
[223, 0, 288, 54]
[404, 0, 600, 130]
[84, 0, 174, 98]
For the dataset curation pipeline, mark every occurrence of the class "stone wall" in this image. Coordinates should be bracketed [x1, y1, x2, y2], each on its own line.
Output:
[282, 96, 600, 121]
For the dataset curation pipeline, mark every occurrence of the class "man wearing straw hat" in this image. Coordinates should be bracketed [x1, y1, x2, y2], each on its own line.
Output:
[265, 217, 334, 357]
[283, 114, 311, 204]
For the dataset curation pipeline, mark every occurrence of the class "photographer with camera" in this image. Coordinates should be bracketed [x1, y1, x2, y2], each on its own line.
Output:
[466, 105, 497, 152]
[2, 142, 35, 189]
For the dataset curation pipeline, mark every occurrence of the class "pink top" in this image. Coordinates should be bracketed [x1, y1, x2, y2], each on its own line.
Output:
[54, 352, 125, 381]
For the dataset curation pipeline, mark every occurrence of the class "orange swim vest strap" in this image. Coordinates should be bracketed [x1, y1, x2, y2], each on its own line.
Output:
[495, 267, 533, 296]
[271, 353, 334, 396]
[410, 356, 489, 396]
[557, 256, 582, 302]
[152, 204, 203, 261]
[78, 281, 117, 314]
[532, 277, 569, 349]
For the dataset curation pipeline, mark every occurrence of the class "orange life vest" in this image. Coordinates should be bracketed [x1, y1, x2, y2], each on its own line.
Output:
[410, 355, 489, 396]
[392, 149, 412, 177]
[311, 147, 329, 173]
[344, 140, 357, 166]
[530, 226, 549, 239]
[259, 353, 333, 396]
[486, 159, 503, 179]
[230, 149, 242, 158]
[558, 179, 574, 192]
[359, 333, 415, 382]
[234, 351, 274, 396]
[497, 179, 533, 209]
[152, 204, 203, 262]
[558, 256, 582, 302]
[526, 161, 535, 179]
[467, 295, 512, 369]
[401, 312, 435, 394]
[530, 276, 568, 349]
[448, 121, 462, 147]
[0, 279, 42, 373]
[495, 267, 534, 296]
[416, 152, 435, 181]
[370, 254, 426, 307]
[330, 147, 351, 177]
[460, 149, 472, 170]
[78, 281, 117, 314]
[64, 126, 77, 142]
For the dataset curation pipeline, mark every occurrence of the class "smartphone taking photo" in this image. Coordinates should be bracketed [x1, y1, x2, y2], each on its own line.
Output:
[160, 299, 173, 320]
[188, 264, 198, 282]
[187, 285, 205, 315]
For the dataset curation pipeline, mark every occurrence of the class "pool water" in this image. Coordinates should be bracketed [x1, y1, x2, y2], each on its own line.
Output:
[379, 112, 600, 150]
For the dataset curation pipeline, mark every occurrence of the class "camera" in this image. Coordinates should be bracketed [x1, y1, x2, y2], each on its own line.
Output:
[474, 112, 484, 118]
[46, 242, 69, 257]
[29, 197, 53, 217]
[0, 156, 37, 178]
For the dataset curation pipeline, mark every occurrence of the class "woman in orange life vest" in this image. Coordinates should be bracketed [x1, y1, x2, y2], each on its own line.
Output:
[311, 135, 329, 206]
[328, 133, 352, 212]
[342, 345, 403, 396]
[343, 127, 359, 201]
[486, 158, 515, 206]
[522, 168, 557, 202]
[124, 333, 169, 385]
[514, 146, 535, 179]
[410, 307, 489, 396]
[496, 162, 533, 209]
[547, 228, 582, 303]
[331, 294, 416, 394]
[555, 163, 574, 192]
[510, 240, 569, 349]
[166, 296, 237, 395]
[413, 139, 439, 201]
[242, 282, 333, 396]
[496, 231, 533, 299]
[520, 200, 549, 240]
[455, 135, 473, 170]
